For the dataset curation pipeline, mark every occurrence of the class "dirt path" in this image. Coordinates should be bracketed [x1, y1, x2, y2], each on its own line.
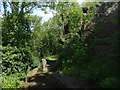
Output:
[19, 70, 89, 89]
[19, 2, 119, 89]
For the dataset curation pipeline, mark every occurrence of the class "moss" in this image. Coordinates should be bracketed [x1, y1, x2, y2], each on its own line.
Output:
[110, 18, 118, 25]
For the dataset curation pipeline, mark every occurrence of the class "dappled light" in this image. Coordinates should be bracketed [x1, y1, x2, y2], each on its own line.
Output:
[0, 1, 120, 89]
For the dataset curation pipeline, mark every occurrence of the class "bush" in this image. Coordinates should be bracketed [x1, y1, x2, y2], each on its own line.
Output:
[2, 74, 21, 88]
[1, 44, 39, 75]
[100, 77, 120, 88]
[56, 33, 88, 74]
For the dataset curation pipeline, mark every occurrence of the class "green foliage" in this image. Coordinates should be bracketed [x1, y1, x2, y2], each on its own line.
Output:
[1, 2, 40, 88]
[2, 75, 20, 88]
[2, 13, 31, 47]
[31, 21, 62, 59]
[51, 2, 119, 88]
[2, 2, 37, 47]
[1, 1, 119, 88]
[45, 55, 58, 61]
[1, 45, 29, 88]
[110, 18, 118, 25]
[100, 77, 120, 88]
[52, 2, 95, 72]
[2, 45, 32, 75]
[31, 2, 96, 62]
[0, 76, 2, 88]
[55, 33, 88, 72]
[2, 73, 27, 88]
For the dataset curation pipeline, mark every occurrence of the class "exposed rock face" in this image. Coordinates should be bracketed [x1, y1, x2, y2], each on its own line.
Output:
[87, 2, 119, 88]
[93, 2, 118, 55]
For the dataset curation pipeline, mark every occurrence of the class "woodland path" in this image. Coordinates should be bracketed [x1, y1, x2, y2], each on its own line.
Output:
[20, 61, 89, 89]
[24, 72, 88, 89]
[20, 2, 119, 89]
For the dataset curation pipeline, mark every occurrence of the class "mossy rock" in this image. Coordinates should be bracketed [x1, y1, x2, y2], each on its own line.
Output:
[27, 67, 43, 78]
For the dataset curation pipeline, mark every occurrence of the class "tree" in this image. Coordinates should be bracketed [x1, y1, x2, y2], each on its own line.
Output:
[2, 2, 37, 47]
[1, 2, 38, 75]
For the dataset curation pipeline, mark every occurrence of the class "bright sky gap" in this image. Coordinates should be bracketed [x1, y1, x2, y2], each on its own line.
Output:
[0, 0, 86, 23]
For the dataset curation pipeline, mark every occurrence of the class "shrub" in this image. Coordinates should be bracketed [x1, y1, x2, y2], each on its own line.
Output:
[2, 45, 31, 75]
[100, 77, 120, 88]
[2, 74, 21, 88]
